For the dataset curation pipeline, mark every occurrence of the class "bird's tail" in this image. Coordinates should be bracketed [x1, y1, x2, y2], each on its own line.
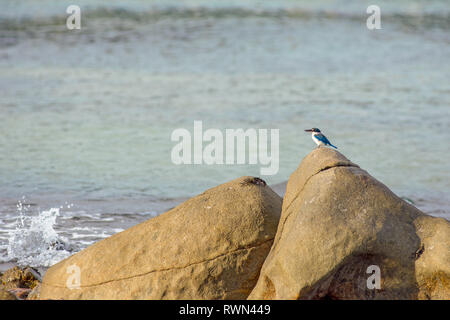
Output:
[328, 143, 338, 149]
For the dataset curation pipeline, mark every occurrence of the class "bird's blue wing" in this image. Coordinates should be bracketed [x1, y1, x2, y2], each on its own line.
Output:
[314, 133, 331, 144]
[315, 133, 337, 148]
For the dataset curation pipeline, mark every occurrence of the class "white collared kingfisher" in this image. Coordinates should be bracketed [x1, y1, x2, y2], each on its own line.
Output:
[304, 128, 337, 149]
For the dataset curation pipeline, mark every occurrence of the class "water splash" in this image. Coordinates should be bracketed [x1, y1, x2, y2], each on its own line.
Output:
[6, 202, 78, 267]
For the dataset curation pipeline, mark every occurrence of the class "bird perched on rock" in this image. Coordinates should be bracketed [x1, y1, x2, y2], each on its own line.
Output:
[304, 128, 337, 149]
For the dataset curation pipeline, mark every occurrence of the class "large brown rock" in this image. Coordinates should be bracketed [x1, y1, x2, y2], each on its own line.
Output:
[249, 148, 450, 300]
[40, 176, 282, 300]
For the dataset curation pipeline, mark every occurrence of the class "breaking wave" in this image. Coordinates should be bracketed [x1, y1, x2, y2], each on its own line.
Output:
[5, 203, 77, 267]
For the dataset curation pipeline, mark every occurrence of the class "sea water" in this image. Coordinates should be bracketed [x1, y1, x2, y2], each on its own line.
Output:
[0, 0, 449, 267]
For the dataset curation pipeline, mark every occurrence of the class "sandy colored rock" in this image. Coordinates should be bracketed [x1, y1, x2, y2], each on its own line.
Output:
[0, 288, 17, 300]
[40, 176, 282, 300]
[249, 148, 450, 300]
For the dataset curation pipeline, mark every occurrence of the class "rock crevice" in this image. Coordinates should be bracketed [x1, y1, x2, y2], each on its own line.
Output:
[43, 238, 275, 289]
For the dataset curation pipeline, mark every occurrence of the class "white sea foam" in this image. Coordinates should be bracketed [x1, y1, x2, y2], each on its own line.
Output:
[0, 198, 156, 267]
[5, 206, 77, 267]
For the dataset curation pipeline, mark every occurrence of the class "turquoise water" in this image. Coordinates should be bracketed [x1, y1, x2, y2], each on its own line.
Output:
[0, 0, 449, 266]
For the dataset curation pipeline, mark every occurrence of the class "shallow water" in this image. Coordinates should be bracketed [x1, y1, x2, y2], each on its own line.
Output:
[0, 0, 449, 267]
